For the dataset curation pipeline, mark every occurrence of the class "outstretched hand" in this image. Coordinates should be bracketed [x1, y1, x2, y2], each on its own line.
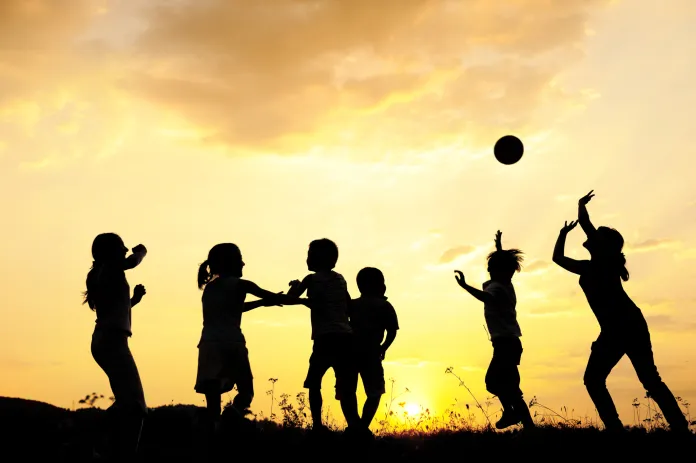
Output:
[454, 270, 466, 288]
[560, 220, 579, 234]
[579, 190, 594, 206]
[494, 230, 503, 251]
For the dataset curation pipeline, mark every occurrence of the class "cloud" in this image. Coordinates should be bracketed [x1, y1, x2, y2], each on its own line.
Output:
[439, 246, 476, 264]
[644, 314, 696, 333]
[524, 260, 552, 273]
[625, 238, 680, 254]
[115, 0, 611, 158]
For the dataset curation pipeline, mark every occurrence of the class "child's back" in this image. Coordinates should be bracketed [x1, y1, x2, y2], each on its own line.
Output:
[481, 280, 521, 339]
[349, 295, 398, 353]
[306, 270, 352, 339]
[200, 276, 245, 344]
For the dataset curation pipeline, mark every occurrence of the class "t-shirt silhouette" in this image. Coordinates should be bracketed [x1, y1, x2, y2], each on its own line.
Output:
[306, 270, 352, 339]
[348, 295, 399, 353]
[483, 280, 522, 339]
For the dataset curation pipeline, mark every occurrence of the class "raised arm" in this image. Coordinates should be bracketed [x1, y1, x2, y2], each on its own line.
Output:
[578, 191, 597, 238]
[124, 244, 147, 270]
[454, 271, 495, 305]
[552, 220, 589, 275]
[494, 230, 503, 251]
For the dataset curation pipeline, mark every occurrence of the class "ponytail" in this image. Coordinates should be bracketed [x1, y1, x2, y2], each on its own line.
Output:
[82, 261, 104, 311]
[198, 260, 211, 289]
[618, 253, 629, 282]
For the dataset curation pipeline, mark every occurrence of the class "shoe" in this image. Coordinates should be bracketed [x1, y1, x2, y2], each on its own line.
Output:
[495, 411, 522, 430]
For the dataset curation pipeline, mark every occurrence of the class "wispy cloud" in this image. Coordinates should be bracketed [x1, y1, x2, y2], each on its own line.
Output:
[439, 246, 476, 264]
[625, 238, 680, 253]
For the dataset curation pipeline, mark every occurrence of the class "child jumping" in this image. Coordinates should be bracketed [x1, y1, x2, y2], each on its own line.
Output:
[454, 231, 535, 430]
[83, 233, 148, 461]
[342, 267, 399, 432]
[195, 243, 310, 435]
[287, 238, 363, 436]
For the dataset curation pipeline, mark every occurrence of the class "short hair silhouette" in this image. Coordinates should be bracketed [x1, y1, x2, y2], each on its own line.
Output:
[591, 226, 630, 282]
[487, 249, 524, 278]
[356, 267, 386, 296]
[83, 233, 127, 310]
[198, 243, 243, 289]
[308, 238, 339, 270]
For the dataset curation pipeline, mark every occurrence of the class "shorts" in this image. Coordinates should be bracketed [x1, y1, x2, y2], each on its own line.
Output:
[336, 350, 385, 400]
[303, 333, 358, 395]
[491, 336, 523, 365]
[195, 341, 253, 396]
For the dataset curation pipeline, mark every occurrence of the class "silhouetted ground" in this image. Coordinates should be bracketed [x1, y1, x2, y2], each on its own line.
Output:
[1, 397, 694, 462]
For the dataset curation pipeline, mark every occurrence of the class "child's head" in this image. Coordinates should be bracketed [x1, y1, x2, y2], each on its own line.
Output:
[83, 233, 128, 310]
[198, 243, 245, 289]
[487, 248, 524, 281]
[583, 226, 629, 281]
[356, 267, 386, 297]
[91, 233, 128, 265]
[307, 238, 338, 272]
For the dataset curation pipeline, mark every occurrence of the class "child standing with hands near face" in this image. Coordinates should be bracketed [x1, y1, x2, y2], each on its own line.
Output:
[83, 233, 149, 461]
[454, 231, 535, 430]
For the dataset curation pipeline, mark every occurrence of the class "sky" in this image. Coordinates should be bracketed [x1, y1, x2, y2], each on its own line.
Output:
[1, 0, 696, 429]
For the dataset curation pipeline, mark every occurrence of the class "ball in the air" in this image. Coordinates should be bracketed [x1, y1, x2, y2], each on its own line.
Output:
[494, 135, 524, 165]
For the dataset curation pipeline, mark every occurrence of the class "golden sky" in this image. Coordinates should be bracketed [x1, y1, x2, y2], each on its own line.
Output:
[2, 0, 696, 428]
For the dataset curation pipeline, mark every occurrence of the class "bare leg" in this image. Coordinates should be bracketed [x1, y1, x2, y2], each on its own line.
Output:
[361, 397, 381, 428]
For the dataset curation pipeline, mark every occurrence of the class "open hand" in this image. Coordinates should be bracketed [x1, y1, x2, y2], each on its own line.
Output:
[579, 190, 594, 206]
[132, 244, 147, 254]
[560, 220, 579, 234]
[133, 284, 146, 302]
[454, 270, 466, 288]
[494, 230, 503, 251]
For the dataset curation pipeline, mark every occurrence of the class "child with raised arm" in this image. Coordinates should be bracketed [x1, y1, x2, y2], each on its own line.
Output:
[552, 191, 690, 433]
[343, 267, 399, 432]
[195, 243, 310, 435]
[83, 233, 148, 461]
[286, 238, 363, 436]
[454, 231, 535, 430]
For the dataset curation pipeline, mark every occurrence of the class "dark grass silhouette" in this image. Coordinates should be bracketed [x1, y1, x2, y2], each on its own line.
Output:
[2, 379, 694, 462]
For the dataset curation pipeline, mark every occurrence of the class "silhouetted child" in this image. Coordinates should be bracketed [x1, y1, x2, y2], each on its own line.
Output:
[454, 231, 535, 430]
[287, 238, 363, 436]
[83, 233, 148, 461]
[195, 243, 309, 435]
[340, 267, 399, 432]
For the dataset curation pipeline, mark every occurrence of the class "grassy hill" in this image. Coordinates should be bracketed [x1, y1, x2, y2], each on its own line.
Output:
[1, 395, 694, 462]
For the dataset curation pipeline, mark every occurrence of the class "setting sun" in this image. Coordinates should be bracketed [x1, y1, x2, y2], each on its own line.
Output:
[403, 403, 422, 416]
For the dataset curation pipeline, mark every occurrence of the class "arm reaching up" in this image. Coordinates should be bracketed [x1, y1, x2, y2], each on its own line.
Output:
[552, 220, 589, 275]
[578, 191, 597, 238]
[494, 230, 503, 251]
[454, 270, 495, 305]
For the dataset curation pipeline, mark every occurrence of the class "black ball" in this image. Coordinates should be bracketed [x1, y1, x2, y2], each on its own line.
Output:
[494, 135, 524, 165]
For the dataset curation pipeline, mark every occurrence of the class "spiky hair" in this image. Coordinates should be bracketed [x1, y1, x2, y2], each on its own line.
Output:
[487, 248, 524, 274]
